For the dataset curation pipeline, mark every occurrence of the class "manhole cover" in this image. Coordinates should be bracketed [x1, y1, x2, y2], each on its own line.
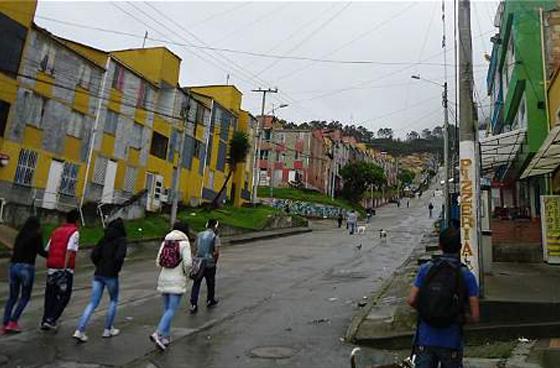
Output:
[249, 346, 297, 359]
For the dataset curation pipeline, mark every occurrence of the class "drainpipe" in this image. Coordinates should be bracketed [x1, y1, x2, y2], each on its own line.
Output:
[0, 198, 5, 223]
[540, 7, 553, 195]
[79, 56, 111, 226]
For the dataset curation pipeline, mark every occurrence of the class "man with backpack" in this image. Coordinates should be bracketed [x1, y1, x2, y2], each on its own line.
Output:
[406, 227, 480, 368]
[41, 209, 80, 331]
[189, 219, 221, 314]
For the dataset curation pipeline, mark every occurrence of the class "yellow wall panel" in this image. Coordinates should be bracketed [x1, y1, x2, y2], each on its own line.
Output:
[549, 77, 560, 127]
[135, 108, 146, 124]
[24, 126, 43, 148]
[73, 88, 90, 115]
[34, 72, 54, 98]
[108, 90, 122, 112]
[100, 133, 115, 156]
[33, 153, 51, 189]
[114, 160, 126, 190]
[0, 1, 37, 27]
[64, 136, 81, 162]
[128, 147, 140, 165]
[0, 74, 18, 104]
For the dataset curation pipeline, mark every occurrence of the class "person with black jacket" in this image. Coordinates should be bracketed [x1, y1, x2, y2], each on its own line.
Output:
[72, 218, 127, 343]
[2, 216, 47, 334]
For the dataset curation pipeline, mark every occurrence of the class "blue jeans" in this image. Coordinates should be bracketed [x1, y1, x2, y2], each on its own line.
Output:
[157, 293, 182, 338]
[3, 263, 35, 325]
[77, 276, 119, 332]
[415, 346, 463, 368]
[349, 222, 356, 235]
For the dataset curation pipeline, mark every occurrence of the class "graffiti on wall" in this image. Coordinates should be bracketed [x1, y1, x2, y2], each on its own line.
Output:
[262, 198, 345, 219]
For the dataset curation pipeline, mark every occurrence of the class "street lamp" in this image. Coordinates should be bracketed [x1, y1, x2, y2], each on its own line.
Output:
[267, 104, 289, 198]
[411, 74, 450, 227]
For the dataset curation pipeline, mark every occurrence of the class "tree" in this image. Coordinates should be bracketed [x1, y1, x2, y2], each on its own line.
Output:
[406, 131, 420, 141]
[421, 128, 432, 139]
[377, 128, 394, 139]
[432, 126, 443, 138]
[340, 161, 386, 203]
[398, 169, 415, 186]
[211, 131, 251, 208]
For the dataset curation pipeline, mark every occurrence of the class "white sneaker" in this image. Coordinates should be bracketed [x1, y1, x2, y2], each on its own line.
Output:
[149, 332, 166, 351]
[102, 327, 120, 338]
[72, 330, 88, 343]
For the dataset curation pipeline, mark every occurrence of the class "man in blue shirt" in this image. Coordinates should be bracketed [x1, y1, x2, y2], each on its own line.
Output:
[406, 227, 480, 368]
[189, 219, 221, 314]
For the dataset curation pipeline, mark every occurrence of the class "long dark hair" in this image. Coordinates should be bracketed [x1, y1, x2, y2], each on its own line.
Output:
[15, 216, 42, 248]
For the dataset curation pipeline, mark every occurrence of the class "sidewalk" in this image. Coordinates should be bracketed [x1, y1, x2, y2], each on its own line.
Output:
[346, 235, 560, 367]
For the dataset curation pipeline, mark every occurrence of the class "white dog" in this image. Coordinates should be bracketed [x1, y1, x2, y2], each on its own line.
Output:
[357, 225, 367, 234]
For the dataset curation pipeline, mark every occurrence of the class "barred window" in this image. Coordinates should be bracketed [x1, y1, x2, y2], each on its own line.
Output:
[130, 123, 143, 149]
[150, 131, 169, 160]
[93, 156, 107, 185]
[77, 64, 91, 89]
[14, 149, 38, 186]
[104, 110, 118, 135]
[123, 166, 138, 193]
[23, 91, 47, 128]
[67, 111, 84, 138]
[59, 162, 79, 196]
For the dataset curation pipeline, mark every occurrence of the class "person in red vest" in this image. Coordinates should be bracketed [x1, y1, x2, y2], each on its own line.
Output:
[40, 209, 80, 331]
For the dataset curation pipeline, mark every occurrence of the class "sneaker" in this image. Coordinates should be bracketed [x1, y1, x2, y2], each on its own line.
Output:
[102, 328, 120, 338]
[189, 304, 198, 314]
[207, 299, 219, 308]
[149, 332, 166, 351]
[160, 336, 171, 347]
[5, 321, 21, 333]
[40, 321, 57, 331]
[72, 330, 88, 343]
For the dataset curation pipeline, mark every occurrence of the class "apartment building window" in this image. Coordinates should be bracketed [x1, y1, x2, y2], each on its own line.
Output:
[263, 130, 271, 140]
[0, 13, 27, 76]
[59, 162, 79, 196]
[123, 166, 138, 193]
[295, 151, 299, 160]
[0, 100, 9, 137]
[196, 104, 205, 124]
[150, 131, 168, 159]
[130, 123, 143, 149]
[504, 33, 515, 92]
[194, 140, 202, 158]
[112, 64, 125, 91]
[39, 43, 56, 75]
[14, 149, 38, 186]
[23, 91, 47, 128]
[67, 111, 84, 138]
[137, 80, 149, 108]
[92, 156, 108, 185]
[104, 109, 118, 135]
[77, 64, 91, 89]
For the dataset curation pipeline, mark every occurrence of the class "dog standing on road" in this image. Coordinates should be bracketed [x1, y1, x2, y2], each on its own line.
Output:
[357, 225, 367, 234]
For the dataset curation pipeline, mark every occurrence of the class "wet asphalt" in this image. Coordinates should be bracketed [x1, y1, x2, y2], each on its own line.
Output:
[0, 191, 440, 368]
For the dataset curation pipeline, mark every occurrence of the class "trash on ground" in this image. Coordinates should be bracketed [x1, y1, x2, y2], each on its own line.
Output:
[309, 318, 330, 324]
[518, 337, 530, 343]
[328, 297, 338, 302]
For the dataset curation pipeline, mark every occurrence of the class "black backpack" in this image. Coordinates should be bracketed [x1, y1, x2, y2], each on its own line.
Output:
[417, 259, 467, 328]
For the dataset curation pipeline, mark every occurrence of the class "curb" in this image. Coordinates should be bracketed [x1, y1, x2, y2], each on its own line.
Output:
[345, 234, 429, 343]
[223, 227, 312, 246]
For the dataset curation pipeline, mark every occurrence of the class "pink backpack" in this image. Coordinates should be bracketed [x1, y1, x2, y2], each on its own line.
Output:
[159, 240, 182, 268]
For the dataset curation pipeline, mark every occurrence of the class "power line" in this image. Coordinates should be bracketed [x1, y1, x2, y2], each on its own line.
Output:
[254, 3, 352, 77]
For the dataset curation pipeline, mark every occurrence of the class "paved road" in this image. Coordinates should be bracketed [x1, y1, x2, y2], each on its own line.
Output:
[0, 191, 441, 368]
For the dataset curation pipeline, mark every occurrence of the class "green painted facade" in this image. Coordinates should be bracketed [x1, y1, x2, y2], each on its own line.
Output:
[489, 0, 555, 155]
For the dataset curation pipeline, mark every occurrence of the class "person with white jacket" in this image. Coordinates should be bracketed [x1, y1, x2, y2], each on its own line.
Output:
[150, 222, 191, 351]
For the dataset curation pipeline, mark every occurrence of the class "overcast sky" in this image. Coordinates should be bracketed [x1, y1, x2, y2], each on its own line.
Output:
[35, 0, 499, 138]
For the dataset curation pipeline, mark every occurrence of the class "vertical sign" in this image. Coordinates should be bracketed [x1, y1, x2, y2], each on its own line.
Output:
[540, 195, 560, 264]
[459, 141, 481, 282]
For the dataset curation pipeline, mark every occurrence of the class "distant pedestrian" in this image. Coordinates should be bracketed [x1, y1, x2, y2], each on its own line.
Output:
[397, 200, 401, 208]
[428, 203, 434, 218]
[407, 200, 410, 208]
[337, 213, 343, 228]
[151, 222, 192, 351]
[73, 218, 127, 343]
[406, 227, 480, 368]
[366, 209, 372, 224]
[2, 216, 47, 334]
[190, 219, 221, 313]
[41, 209, 80, 331]
[347, 210, 358, 235]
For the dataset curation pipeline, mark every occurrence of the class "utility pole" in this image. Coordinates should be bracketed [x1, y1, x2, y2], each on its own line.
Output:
[458, 0, 482, 285]
[170, 101, 190, 227]
[251, 88, 278, 203]
[442, 0, 450, 228]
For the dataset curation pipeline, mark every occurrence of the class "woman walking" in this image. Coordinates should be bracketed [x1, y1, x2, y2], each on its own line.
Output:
[72, 218, 127, 343]
[150, 222, 191, 351]
[2, 216, 47, 333]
